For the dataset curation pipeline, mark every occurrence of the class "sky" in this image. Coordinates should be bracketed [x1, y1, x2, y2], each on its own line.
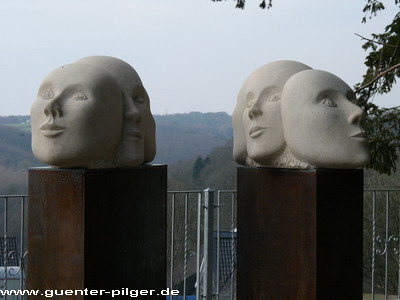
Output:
[0, 0, 398, 116]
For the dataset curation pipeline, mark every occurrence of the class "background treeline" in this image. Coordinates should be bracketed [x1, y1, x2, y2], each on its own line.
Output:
[0, 121, 41, 194]
[0, 112, 399, 195]
[0, 112, 236, 194]
[153, 112, 232, 163]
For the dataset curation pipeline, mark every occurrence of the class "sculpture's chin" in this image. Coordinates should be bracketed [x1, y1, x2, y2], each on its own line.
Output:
[117, 157, 144, 168]
[83, 153, 144, 169]
[311, 153, 371, 169]
[246, 147, 310, 169]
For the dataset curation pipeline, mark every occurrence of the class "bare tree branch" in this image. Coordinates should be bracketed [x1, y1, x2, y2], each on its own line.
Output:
[381, 105, 400, 111]
[355, 33, 400, 48]
[355, 62, 400, 93]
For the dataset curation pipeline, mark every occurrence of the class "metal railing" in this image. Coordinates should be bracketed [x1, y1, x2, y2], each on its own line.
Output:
[0, 195, 28, 300]
[167, 189, 237, 300]
[167, 190, 203, 300]
[2, 189, 400, 300]
[364, 189, 400, 300]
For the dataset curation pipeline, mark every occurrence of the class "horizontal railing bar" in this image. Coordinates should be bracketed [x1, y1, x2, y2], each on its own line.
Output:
[168, 191, 203, 194]
[0, 190, 397, 199]
[364, 189, 400, 192]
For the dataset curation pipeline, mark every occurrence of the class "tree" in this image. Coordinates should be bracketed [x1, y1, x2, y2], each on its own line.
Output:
[212, 0, 272, 9]
[192, 156, 205, 181]
[213, 0, 400, 175]
[354, 0, 400, 175]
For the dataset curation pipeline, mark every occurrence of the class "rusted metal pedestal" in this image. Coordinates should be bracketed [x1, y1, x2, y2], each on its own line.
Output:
[237, 167, 363, 300]
[28, 165, 167, 299]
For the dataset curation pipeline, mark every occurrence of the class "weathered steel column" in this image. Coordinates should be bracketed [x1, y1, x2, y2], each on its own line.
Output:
[27, 165, 167, 299]
[237, 167, 363, 300]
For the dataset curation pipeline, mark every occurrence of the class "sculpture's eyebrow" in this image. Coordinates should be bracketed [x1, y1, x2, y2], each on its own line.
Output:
[38, 81, 53, 91]
[260, 86, 281, 98]
[61, 84, 89, 93]
[316, 89, 337, 100]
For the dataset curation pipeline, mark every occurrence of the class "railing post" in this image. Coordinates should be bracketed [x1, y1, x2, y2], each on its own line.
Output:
[203, 188, 214, 300]
[196, 192, 202, 299]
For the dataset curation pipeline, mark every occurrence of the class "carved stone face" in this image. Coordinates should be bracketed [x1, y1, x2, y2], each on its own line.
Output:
[281, 70, 371, 168]
[241, 83, 285, 165]
[74, 56, 156, 166]
[31, 64, 124, 168]
[233, 61, 312, 166]
[114, 90, 147, 167]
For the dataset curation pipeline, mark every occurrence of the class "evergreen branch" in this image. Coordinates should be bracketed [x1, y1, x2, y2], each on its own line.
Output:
[385, 119, 400, 132]
[355, 62, 400, 93]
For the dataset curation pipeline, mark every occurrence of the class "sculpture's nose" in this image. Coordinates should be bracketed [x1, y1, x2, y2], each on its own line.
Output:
[248, 99, 263, 120]
[44, 97, 62, 118]
[124, 97, 141, 122]
[347, 101, 366, 125]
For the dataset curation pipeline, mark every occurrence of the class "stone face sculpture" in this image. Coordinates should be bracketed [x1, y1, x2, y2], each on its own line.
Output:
[233, 60, 312, 168]
[281, 69, 371, 169]
[31, 56, 156, 168]
[233, 61, 371, 169]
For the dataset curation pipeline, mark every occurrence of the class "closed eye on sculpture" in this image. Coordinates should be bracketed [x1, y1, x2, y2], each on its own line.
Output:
[72, 92, 88, 101]
[321, 97, 337, 107]
[245, 92, 255, 108]
[267, 95, 280, 102]
[40, 89, 54, 99]
[259, 87, 281, 103]
[246, 99, 255, 108]
[133, 96, 145, 104]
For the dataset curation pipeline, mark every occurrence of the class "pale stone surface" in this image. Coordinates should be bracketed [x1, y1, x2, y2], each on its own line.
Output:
[233, 60, 311, 168]
[233, 61, 371, 169]
[281, 69, 371, 168]
[74, 56, 156, 165]
[31, 56, 156, 168]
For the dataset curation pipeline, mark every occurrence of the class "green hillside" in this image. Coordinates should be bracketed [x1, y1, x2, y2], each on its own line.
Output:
[1, 112, 398, 195]
[0, 112, 233, 194]
[0, 115, 30, 126]
[153, 112, 232, 163]
[169, 139, 237, 190]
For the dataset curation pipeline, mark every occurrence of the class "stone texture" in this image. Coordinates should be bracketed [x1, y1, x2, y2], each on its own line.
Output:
[31, 56, 156, 168]
[281, 69, 370, 168]
[233, 61, 370, 169]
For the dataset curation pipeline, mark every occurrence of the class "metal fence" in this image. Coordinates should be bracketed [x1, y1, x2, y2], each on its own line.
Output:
[2, 189, 400, 300]
[167, 189, 237, 300]
[364, 189, 400, 300]
[0, 195, 28, 300]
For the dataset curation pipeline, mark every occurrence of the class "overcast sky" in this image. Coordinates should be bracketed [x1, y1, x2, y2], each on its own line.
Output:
[0, 0, 398, 116]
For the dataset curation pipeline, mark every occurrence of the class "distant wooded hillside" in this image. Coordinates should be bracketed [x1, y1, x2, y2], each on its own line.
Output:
[153, 112, 232, 163]
[168, 138, 238, 191]
[0, 112, 233, 193]
[1, 112, 398, 195]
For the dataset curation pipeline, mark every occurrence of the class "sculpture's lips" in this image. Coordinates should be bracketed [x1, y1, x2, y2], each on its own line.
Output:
[249, 126, 266, 138]
[351, 131, 367, 139]
[126, 131, 142, 139]
[40, 123, 65, 137]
